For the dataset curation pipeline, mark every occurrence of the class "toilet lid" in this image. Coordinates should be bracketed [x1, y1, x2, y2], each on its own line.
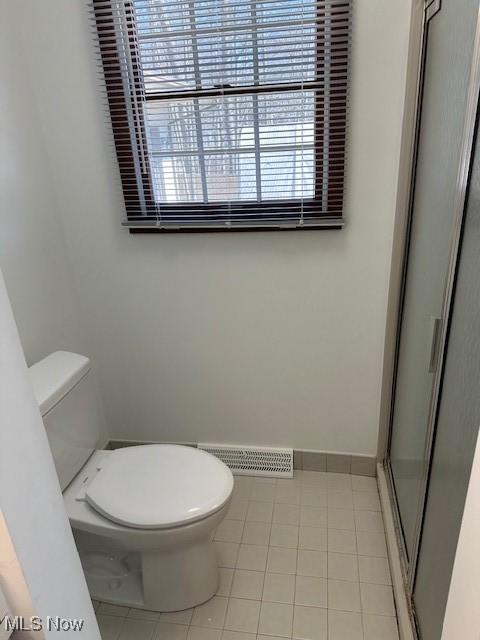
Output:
[85, 445, 233, 529]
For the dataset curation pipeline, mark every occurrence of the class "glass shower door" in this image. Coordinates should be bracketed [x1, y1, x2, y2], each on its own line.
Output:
[387, 0, 480, 565]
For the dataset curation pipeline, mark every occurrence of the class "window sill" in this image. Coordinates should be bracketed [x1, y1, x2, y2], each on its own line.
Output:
[125, 218, 344, 233]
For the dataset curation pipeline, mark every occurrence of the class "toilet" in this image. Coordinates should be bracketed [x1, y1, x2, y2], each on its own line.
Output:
[28, 351, 234, 612]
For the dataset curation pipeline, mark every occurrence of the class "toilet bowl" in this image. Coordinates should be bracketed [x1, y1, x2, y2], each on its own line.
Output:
[29, 351, 234, 611]
[65, 445, 233, 611]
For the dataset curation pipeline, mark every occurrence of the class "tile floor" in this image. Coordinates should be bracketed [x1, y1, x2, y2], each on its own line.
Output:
[94, 471, 399, 640]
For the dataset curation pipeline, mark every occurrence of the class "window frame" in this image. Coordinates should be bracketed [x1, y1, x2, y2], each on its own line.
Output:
[93, 0, 350, 231]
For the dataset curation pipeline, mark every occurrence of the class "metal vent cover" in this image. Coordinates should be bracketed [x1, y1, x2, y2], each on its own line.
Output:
[198, 444, 293, 478]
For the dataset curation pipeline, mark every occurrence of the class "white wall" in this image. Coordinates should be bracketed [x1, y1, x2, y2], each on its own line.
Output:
[0, 12, 99, 635]
[0, 269, 100, 639]
[442, 431, 480, 640]
[0, 2, 86, 366]
[10, 0, 412, 455]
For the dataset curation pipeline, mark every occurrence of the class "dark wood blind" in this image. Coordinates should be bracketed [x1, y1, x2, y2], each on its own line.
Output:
[92, 0, 351, 230]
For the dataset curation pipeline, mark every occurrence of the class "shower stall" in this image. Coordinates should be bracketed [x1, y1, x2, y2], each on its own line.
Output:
[381, 1, 480, 638]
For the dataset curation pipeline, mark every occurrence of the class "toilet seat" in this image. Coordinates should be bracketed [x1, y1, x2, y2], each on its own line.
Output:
[84, 444, 233, 530]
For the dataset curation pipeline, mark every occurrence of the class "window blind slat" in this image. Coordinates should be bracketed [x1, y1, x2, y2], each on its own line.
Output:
[92, 0, 351, 229]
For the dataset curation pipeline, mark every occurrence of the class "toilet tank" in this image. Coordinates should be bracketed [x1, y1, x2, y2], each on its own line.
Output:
[29, 351, 102, 490]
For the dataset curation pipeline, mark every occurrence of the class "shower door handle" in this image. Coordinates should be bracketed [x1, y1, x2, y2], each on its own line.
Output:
[425, 0, 441, 22]
[428, 316, 442, 373]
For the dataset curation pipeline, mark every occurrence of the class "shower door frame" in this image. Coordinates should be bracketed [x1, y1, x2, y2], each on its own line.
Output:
[379, 0, 480, 605]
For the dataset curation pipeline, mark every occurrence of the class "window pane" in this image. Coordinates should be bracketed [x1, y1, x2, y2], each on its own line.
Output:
[196, 0, 254, 87]
[145, 100, 198, 153]
[200, 95, 255, 150]
[256, 0, 316, 24]
[135, 0, 190, 36]
[151, 155, 203, 202]
[193, 0, 251, 28]
[146, 90, 316, 203]
[260, 150, 314, 199]
[136, 0, 196, 92]
[197, 32, 254, 88]
[141, 39, 197, 93]
[135, 0, 317, 93]
[135, 1, 320, 207]
[258, 27, 316, 84]
[206, 153, 257, 201]
[258, 91, 314, 147]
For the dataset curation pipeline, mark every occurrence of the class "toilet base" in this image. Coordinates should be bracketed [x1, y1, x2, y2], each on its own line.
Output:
[73, 499, 231, 612]
[81, 536, 218, 612]
[142, 536, 218, 611]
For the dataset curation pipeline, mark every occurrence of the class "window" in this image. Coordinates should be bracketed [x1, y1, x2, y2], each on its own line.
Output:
[93, 0, 351, 230]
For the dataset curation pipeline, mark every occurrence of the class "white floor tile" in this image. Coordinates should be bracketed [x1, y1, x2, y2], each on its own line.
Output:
[192, 596, 228, 629]
[96, 471, 398, 640]
[362, 614, 399, 640]
[300, 486, 327, 508]
[228, 499, 249, 521]
[153, 622, 188, 640]
[96, 614, 124, 640]
[262, 573, 295, 604]
[277, 478, 303, 489]
[327, 529, 356, 555]
[353, 492, 381, 512]
[159, 610, 193, 625]
[327, 580, 361, 613]
[273, 503, 300, 525]
[128, 608, 160, 622]
[233, 477, 254, 499]
[215, 542, 240, 568]
[267, 546, 297, 574]
[360, 583, 395, 616]
[298, 471, 328, 487]
[258, 602, 293, 637]
[117, 618, 156, 640]
[275, 484, 302, 505]
[297, 550, 327, 578]
[295, 576, 328, 608]
[326, 475, 352, 492]
[298, 526, 327, 552]
[188, 627, 222, 640]
[300, 507, 327, 528]
[236, 545, 268, 571]
[98, 603, 129, 617]
[247, 501, 274, 523]
[242, 522, 271, 546]
[327, 492, 354, 511]
[217, 568, 234, 596]
[232, 487, 249, 501]
[327, 553, 359, 582]
[358, 556, 391, 585]
[354, 511, 384, 533]
[230, 570, 265, 600]
[351, 476, 378, 493]
[356, 531, 387, 558]
[253, 477, 276, 489]
[293, 605, 328, 640]
[250, 483, 277, 502]
[222, 631, 256, 640]
[327, 610, 363, 640]
[224, 598, 261, 634]
[269, 524, 299, 548]
[327, 509, 355, 531]
[215, 520, 245, 543]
